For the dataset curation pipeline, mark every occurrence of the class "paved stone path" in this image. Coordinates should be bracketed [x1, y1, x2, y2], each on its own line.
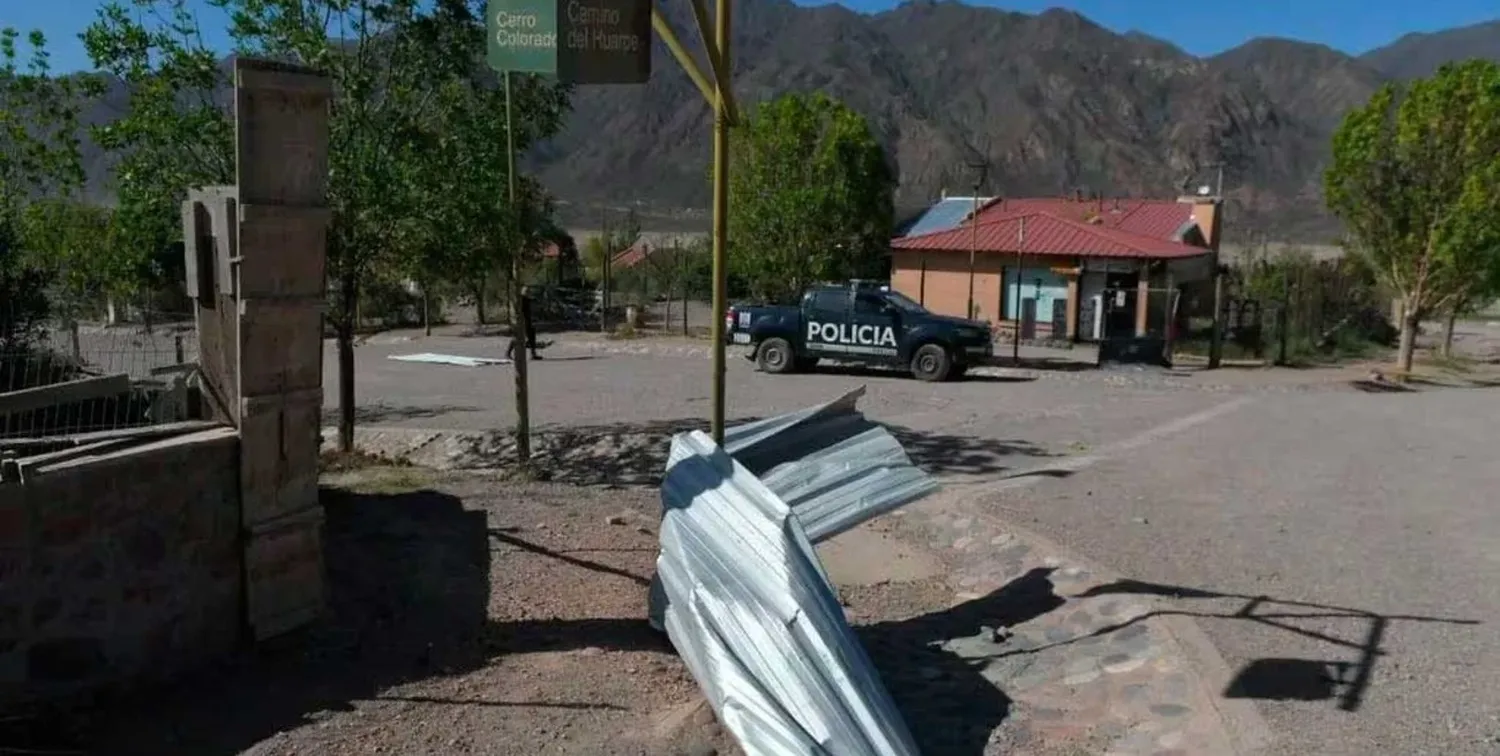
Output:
[884, 486, 1273, 756]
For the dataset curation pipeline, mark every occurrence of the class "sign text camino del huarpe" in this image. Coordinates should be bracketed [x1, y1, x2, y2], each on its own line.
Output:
[487, 0, 651, 83]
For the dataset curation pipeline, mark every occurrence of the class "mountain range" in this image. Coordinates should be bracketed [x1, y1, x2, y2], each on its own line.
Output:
[530, 3, 1500, 241]
[65, 2, 1500, 243]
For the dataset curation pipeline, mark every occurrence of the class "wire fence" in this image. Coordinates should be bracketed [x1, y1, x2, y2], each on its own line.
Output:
[0, 308, 200, 441]
[592, 244, 718, 336]
[1173, 251, 1395, 364]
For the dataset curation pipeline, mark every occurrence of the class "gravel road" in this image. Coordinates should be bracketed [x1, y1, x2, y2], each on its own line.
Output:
[323, 326, 1500, 755]
[983, 383, 1500, 755]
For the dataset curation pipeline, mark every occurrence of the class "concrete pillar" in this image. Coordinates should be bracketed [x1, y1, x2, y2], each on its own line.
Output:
[1064, 270, 1080, 341]
[230, 59, 333, 641]
[1135, 274, 1150, 337]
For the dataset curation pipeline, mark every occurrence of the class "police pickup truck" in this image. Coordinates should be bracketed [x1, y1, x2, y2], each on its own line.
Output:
[725, 281, 994, 381]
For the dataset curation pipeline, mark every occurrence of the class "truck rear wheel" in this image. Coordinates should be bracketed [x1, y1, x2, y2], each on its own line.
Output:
[911, 343, 953, 382]
[757, 337, 795, 374]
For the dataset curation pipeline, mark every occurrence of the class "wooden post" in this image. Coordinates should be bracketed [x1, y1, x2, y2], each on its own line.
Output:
[505, 72, 531, 463]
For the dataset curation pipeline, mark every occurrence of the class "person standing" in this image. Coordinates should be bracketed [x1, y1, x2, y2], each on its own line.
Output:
[507, 285, 543, 361]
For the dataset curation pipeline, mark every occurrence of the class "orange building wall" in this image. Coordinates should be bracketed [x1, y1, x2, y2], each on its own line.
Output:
[890, 251, 1007, 322]
[891, 251, 1083, 338]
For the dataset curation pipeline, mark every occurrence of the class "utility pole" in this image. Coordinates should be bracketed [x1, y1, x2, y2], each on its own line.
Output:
[1012, 216, 1025, 361]
[504, 71, 530, 464]
[1207, 162, 1226, 369]
[965, 158, 987, 320]
[707, 0, 731, 444]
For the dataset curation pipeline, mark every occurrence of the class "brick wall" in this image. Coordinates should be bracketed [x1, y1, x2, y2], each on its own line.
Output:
[0, 428, 242, 704]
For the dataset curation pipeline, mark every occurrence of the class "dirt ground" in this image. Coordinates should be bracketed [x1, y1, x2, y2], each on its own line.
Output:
[14, 461, 967, 756]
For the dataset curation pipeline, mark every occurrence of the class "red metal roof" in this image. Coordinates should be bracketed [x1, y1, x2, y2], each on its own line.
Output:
[611, 240, 652, 269]
[891, 211, 1210, 260]
[975, 197, 1198, 241]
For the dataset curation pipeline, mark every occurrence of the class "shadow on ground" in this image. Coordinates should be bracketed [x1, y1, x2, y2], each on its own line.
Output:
[321, 402, 485, 424]
[516, 417, 1057, 485]
[18, 485, 1048, 755]
[996, 579, 1481, 714]
[13, 487, 499, 755]
[808, 363, 1038, 383]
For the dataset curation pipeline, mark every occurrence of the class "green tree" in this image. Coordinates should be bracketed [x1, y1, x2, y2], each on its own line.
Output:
[727, 93, 894, 301]
[399, 0, 569, 333]
[0, 28, 92, 358]
[18, 199, 129, 341]
[1325, 59, 1500, 373]
[84, 0, 234, 306]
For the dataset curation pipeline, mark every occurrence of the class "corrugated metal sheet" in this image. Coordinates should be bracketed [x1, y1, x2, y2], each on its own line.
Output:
[901, 197, 988, 237]
[652, 388, 936, 755]
[891, 211, 1210, 260]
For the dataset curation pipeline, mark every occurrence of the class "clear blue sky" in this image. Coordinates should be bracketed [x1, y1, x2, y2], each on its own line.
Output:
[5, 0, 1498, 72]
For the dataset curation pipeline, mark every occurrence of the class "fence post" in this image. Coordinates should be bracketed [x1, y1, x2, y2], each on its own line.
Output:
[1208, 268, 1224, 369]
[1276, 268, 1290, 366]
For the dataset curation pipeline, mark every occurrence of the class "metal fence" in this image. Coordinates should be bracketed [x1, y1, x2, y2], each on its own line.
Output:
[594, 244, 717, 336]
[0, 310, 200, 440]
[1174, 253, 1393, 364]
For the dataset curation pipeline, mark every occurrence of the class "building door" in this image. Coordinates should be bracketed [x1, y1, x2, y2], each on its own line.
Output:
[1051, 298, 1068, 338]
[1102, 272, 1138, 339]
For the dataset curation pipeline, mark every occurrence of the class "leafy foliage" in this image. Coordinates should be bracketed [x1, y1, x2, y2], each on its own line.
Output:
[727, 93, 894, 301]
[1325, 59, 1500, 369]
[1, 28, 94, 350]
[83, 0, 233, 297]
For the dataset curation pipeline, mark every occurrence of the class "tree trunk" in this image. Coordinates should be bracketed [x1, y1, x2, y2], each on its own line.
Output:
[422, 283, 432, 337]
[67, 318, 81, 360]
[337, 269, 358, 453]
[1396, 305, 1420, 376]
[1441, 307, 1458, 359]
[511, 266, 531, 464]
[474, 285, 487, 325]
[106, 297, 118, 326]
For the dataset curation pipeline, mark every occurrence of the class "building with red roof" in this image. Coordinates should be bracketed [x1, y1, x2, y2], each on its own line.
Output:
[889, 192, 1222, 342]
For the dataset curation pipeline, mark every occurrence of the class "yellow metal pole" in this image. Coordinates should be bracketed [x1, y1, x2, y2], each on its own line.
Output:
[651, 11, 719, 117]
[688, 0, 739, 123]
[709, 0, 731, 444]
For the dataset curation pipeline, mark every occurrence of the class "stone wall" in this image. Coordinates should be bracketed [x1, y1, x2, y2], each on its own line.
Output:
[0, 428, 242, 704]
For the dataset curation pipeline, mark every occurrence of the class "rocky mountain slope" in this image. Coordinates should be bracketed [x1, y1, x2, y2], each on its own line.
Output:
[65, 1, 1500, 241]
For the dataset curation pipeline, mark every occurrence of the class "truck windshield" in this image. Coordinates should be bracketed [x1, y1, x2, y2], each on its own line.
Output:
[883, 291, 928, 314]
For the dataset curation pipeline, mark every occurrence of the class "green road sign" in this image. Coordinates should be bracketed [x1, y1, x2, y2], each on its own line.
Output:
[488, 0, 559, 73]
[487, 0, 651, 84]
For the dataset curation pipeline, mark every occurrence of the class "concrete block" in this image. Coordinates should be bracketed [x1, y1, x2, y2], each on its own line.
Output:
[27, 637, 107, 684]
[0, 491, 26, 549]
[234, 60, 331, 208]
[237, 203, 329, 300]
[239, 389, 320, 526]
[237, 302, 323, 396]
[244, 507, 324, 640]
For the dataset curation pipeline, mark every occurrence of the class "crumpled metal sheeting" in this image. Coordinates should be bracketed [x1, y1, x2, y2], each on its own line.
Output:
[718, 385, 937, 544]
[759, 425, 938, 543]
[658, 430, 921, 756]
[721, 387, 875, 477]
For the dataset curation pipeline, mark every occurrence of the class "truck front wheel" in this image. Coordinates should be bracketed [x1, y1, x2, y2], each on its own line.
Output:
[911, 343, 953, 382]
[757, 337, 796, 374]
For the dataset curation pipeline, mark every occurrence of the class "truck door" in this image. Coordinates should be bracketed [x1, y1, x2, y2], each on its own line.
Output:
[852, 291, 902, 360]
[803, 289, 851, 356]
